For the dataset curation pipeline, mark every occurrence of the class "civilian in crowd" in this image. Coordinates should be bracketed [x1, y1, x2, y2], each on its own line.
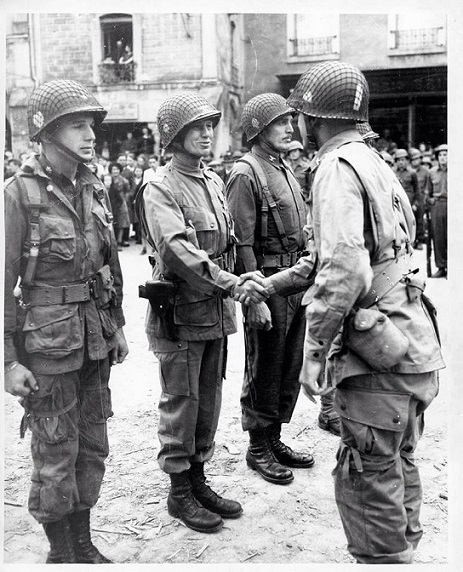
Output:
[108, 162, 131, 248]
[142, 154, 160, 184]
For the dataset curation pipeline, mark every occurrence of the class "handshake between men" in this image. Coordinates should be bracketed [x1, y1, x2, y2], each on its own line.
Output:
[233, 270, 331, 397]
[232, 271, 274, 332]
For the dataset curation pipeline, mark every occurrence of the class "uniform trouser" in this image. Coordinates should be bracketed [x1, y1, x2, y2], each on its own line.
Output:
[154, 337, 225, 473]
[240, 289, 305, 432]
[431, 199, 447, 269]
[26, 357, 112, 524]
[333, 371, 439, 564]
[415, 202, 425, 243]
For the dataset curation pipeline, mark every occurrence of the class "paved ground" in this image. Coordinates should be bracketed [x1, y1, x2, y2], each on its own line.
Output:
[3, 241, 456, 568]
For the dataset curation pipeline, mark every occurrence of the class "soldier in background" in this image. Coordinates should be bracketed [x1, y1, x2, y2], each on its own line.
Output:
[227, 94, 315, 486]
[427, 144, 448, 278]
[409, 148, 429, 250]
[4, 80, 128, 563]
[393, 149, 422, 247]
[285, 140, 311, 201]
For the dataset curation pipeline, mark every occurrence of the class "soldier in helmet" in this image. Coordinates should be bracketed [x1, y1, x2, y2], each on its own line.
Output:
[356, 121, 380, 149]
[137, 92, 268, 533]
[3, 80, 129, 563]
[393, 149, 423, 249]
[409, 148, 429, 250]
[226, 93, 316, 487]
[237, 62, 444, 563]
[285, 139, 311, 200]
[427, 144, 448, 277]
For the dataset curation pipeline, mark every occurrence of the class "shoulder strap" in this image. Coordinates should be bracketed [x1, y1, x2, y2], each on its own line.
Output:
[338, 153, 412, 259]
[14, 174, 46, 287]
[238, 155, 290, 252]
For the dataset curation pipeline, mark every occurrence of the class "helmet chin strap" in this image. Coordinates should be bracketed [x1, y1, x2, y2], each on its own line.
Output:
[46, 131, 93, 164]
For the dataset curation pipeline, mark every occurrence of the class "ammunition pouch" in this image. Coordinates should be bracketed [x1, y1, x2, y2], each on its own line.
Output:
[95, 264, 116, 309]
[139, 279, 179, 340]
[344, 308, 409, 370]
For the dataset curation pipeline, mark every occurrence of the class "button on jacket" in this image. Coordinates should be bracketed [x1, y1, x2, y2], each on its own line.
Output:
[4, 155, 125, 374]
[143, 154, 238, 343]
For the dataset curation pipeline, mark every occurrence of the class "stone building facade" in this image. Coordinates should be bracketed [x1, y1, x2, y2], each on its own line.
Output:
[5, 12, 245, 159]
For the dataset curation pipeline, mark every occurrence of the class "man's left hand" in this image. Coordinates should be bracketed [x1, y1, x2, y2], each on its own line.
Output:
[299, 357, 332, 398]
[109, 328, 129, 365]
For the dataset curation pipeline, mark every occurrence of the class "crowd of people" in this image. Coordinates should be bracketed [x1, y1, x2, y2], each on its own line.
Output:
[3, 64, 446, 566]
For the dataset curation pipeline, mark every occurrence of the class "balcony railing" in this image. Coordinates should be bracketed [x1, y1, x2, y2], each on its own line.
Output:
[289, 36, 336, 57]
[391, 27, 445, 50]
[98, 62, 137, 84]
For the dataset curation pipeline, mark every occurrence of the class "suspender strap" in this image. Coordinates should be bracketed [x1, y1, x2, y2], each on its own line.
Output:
[15, 175, 46, 287]
[239, 156, 290, 252]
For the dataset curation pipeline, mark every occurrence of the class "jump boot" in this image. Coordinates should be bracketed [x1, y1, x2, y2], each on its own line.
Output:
[167, 471, 223, 533]
[42, 518, 77, 563]
[68, 509, 112, 563]
[266, 423, 315, 468]
[188, 462, 243, 518]
[318, 391, 341, 436]
[246, 428, 294, 484]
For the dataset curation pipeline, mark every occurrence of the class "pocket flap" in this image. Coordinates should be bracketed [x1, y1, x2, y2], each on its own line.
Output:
[151, 338, 188, 353]
[183, 207, 217, 231]
[336, 388, 411, 432]
[23, 304, 79, 331]
[39, 215, 76, 241]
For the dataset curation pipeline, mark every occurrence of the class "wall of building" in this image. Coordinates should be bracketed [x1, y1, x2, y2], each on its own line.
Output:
[140, 13, 202, 82]
[340, 14, 447, 70]
[243, 14, 286, 99]
[38, 13, 94, 82]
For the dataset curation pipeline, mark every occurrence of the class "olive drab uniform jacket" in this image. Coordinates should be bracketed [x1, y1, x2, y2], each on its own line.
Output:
[141, 154, 238, 344]
[270, 130, 445, 381]
[4, 154, 125, 375]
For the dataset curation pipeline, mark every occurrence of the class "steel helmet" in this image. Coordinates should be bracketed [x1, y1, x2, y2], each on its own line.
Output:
[287, 61, 369, 122]
[357, 122, 379, 140]
[287, 140, 304, 152]
[380, 151, 394, 165]
[27, 80, 107, 142]
[434, 143, 448, 156]
[408, 148, 422, 160]
[394, 149, 409, 159]
[157, 92, 221, 148]
[241, 93, 295, 142]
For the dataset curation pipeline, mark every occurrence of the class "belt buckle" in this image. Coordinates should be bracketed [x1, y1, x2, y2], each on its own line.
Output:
[62, 285, 69, 304]
[89, 278, 99, 299]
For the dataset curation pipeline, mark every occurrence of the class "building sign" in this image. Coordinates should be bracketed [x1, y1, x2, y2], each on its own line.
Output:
[104, 101, 139, 121]
[365, 67, 447, 98]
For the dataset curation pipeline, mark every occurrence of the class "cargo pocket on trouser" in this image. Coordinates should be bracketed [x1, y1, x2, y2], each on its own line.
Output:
[332, 387, 414, 564]
[153, 338, 196, 472]
[23, 304, 84, 358]
[27, 373, 80, 523]
[153, 338, 190, 396]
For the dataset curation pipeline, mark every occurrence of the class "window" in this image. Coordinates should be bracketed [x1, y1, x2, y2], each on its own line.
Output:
[388, 14, 446, 53]
[288, 14, 339, 58]
[99, 14, 135, 83]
